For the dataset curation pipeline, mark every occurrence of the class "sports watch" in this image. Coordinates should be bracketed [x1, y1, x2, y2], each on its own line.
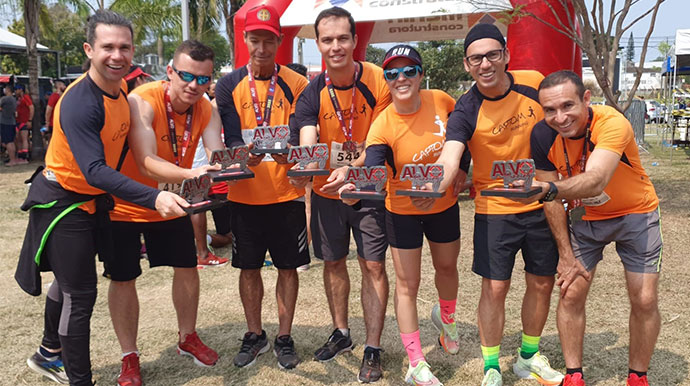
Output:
[540, 181, 558, 203]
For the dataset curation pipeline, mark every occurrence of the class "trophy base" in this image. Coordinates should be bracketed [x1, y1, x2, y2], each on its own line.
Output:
[480, 187, 542, 198]
[396, 189, 444, 198]
[287, 169, 331, 177]
[341, 190, 387, 201]
[250, 148, 289, 154]
[183, 198, 228, 215]
[208, 168, 255, 182]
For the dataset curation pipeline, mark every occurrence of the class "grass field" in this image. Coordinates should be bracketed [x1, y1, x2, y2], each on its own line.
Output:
[1, 131, 689, 386]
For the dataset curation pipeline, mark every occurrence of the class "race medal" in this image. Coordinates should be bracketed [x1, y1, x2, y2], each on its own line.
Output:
[342, 140, 357, 154]
[179, 174, 227, 214]
[396, 163, 445, 198]
[340, 166, 387, 201]
[480, 159, 542, 198]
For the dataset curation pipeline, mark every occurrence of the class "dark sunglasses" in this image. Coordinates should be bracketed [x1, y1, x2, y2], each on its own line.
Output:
[383, 65, 423, 81]
[172, 65, 212, 85]
[465, 49, 505, 67]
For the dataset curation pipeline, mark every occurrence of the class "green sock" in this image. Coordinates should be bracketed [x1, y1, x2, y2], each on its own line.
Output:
[520, 332, 540, 359]
[481, 345, 501, 373]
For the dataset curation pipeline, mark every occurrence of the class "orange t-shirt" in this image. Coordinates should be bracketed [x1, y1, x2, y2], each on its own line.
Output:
[294, 61, 392, 200]
[111, 81, 212, 222]
[446, 70, 545, 215]
[531, 105, 659, 220]
[215, 64, 308, 205]
[366, 89, 459, 215]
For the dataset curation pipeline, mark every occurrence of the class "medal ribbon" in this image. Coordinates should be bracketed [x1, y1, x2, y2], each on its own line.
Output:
[324, 62, 359, 147]
[164, 83, 193, 166]
[247, 63, 278, 127]
[561, 108, 593, 209]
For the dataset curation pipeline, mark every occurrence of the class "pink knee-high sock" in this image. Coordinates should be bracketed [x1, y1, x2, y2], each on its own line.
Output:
[439, 298, 457, 324]
[400, 330, 425, 367]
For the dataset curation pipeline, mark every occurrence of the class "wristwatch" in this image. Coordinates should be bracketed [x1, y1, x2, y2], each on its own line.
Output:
[540, 181, 558, 203]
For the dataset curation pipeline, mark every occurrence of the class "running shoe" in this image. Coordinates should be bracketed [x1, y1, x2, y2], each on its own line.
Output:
[26, 352, 68, 384]
[177, 331, 219, 367]
[627, 374, 649, 386]
[513, 349, 564, 385]
[233, 330, 270, 367]
[482, 368, 503, 386]
[296, 263, 310, 272]
[196, 251, 229, 268]
[358, 346, 383, 383]
[314, 329, 354, 361]
[560, 372, 586, 386]
[404, 360, 443, 386]
[117, 352, 141, 386]
[430, 303, 459, 354]
[274, 335, 300, 370]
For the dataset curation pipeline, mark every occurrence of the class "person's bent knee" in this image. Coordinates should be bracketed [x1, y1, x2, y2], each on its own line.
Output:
[481, 279, 511, 301]
[629, 291, 659, 315]
[526, 274, 555, 294]
[361, 259, 386, 281]
[559, 287, 587, 312]
[324, 258, 347, 271]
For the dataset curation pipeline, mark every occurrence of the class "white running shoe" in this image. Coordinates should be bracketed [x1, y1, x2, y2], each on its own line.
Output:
[430, 303, 459, 354]
[481, 368, 503, 386]
[512, 349, 564, 385]
[405, 360, 443, 386]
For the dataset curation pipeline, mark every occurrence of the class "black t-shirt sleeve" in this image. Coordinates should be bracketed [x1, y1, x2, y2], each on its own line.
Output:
[530, 120, 558, 171]
[293, 80, 321, 136]
[59, 90, 158, 209]
[215, 72, 245, 148]
[445, 98, 473, 144]
[459, 147, 471, 173]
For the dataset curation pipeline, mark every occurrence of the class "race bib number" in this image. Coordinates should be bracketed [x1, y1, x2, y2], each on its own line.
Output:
[330, 141, 363, 169]
[158, 182, 183, 193]
[581, 191, 610, 207]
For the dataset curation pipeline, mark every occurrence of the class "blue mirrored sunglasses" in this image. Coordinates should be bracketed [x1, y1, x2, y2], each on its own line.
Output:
[383, 65, 422, 81]
[172, 65, 212, 85]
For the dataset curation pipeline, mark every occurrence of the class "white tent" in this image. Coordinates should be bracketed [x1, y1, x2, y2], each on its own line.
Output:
[0, 27, 50, 52]
[280, 0, 511, 43]
[675, 29, 690, 68]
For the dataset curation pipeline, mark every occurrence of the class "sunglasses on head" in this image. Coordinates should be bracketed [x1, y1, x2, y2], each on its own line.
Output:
[172, 65, 212, 85]
[383, 65, 423, 81]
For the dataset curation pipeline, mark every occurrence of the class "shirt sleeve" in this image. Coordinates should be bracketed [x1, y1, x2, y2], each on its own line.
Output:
[445, 98, 473, 144]
[215, 75, 245, 148]
[59, 98, 159, 209]
[592, 109, 633, 156]
[371, 77, 392, 122]
[292, 81, 321, 143]
[530, 121, 557, 172]
[289, 76, 310, 146]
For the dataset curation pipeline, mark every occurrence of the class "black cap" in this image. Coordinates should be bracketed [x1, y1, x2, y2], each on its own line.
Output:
[382, 44, 423, 69]
[463, 23, 505, 53]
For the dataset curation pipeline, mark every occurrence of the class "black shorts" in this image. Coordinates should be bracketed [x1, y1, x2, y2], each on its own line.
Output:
[209, 193, 231, 235]
[230, 200, 310, 270]
[1, 123, 16, 144]
[310, 192, 388, 262]
[385, 203, 460, 249]
[103, 216, 197, 281]
[473, 209, 558, 280]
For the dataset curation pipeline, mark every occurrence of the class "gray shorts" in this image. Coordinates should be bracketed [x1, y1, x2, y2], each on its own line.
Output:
[570, 208, 662, 273]
[310, 192, 388, 261]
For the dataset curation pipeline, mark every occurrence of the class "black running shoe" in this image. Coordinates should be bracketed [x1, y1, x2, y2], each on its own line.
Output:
[358, 346, 383, 383]
[274, 335, 300, 370]
[233, 330, 269, 367]
[314, 329, 354, 362]
[27, 352, 69, 384]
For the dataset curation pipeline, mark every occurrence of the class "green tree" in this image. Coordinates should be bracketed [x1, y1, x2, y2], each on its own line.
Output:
[626, 32, 635, 62]
[366, 46, 386, 67]
[218, 0, 245, 67]
[657, 39, 672, 61]
[416, 40, 471, 97]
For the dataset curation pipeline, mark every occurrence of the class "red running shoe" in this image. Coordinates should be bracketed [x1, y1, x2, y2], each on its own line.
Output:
[627, 374, 649, 386]
[197, 251, 229, 269]
[560, 373, 586, 386]
[177, 331, 219, 367]
[117, 352, 141, 386]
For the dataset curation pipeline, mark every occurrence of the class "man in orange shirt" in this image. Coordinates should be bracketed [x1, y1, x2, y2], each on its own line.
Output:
[434, 23, 563, 386]
[106, 40, 224, 386]
[527, 70, 661, 386]
[215, 4, 309, 370]
[292, 7, 392, 383]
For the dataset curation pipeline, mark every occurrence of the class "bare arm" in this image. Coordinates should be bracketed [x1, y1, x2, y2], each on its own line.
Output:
[201, 105, 225, 159]
[128, 93, 203, 184]
[436, 140, 466, 193]
[45, 105, 53, 125]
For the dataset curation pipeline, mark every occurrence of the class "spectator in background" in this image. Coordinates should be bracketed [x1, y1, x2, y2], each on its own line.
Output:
[44, 80, 66, 145]
[1, 85, 21, 166]
[14, 84, 33, 161]
[124, 64, 151, 93]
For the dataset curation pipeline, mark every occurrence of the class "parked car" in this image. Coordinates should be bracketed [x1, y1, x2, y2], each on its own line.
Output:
[644, 100, 665, 123]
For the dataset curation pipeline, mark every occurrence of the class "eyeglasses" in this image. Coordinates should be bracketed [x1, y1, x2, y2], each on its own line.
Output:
[465, 49, 505, 67]
[383, 65, 423, 81]
[172, 65, 212, 85]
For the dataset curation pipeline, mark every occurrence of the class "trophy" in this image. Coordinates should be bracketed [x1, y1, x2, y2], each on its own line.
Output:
[340, 166, 388, 201]
[286, 144, 331, 177]
[179, 174, 227, 214]
[249, 125, 290, 154]
[207, 145, 255, 182]
[480, 159, 542, 198]
[396, 163, 444, 198]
